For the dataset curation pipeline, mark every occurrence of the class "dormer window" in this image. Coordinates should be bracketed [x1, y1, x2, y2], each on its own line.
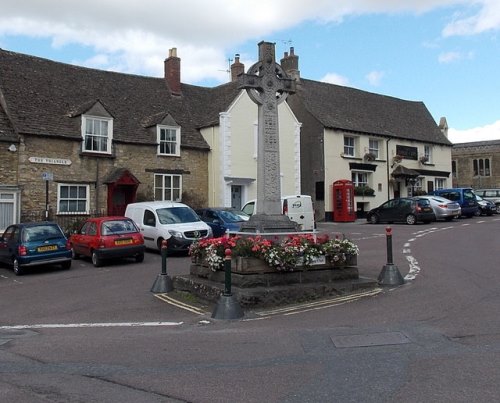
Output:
[82, 116, 113, 154]
[157, 126, 180, 156]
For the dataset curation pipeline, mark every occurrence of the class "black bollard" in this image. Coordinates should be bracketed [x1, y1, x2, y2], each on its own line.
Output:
[377, 226, 405, 286]
[211, 248, 244, 319]
[151, 239, 174, 293]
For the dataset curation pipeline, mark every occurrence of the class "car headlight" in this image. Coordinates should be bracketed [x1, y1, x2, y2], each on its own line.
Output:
[168, 230, 183, 239]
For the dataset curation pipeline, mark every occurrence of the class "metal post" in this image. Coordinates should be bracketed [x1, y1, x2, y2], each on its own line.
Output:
[211, 248, 244, 320]
[377, 226, 405, 286]
[151, 239, 174, 293]
[45, 180, 49, 220]
[224, 248, 232, 296]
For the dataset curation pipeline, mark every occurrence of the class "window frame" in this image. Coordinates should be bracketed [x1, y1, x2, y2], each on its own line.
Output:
[154, 174, 182, 202]
[57, 184, 90, 214]
[368, 139, 380, 159]
[81, 115, 113, 154]
[473, 158, 491, 176]
[157, 125, 181, 157]
[351, 171, 369, 187]
[344, 136, 356, 157]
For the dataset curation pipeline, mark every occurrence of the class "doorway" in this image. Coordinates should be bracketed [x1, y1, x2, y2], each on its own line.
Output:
[231, 185, 242, 209]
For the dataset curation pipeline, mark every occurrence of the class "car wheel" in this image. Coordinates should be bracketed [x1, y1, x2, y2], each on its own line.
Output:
[369, 214, 379, 224]
[12, 258, 24, 276]
[135, 253, 144, 263]
[61, 260, 71, 270]
[91, 251, 103, 267]
[496, 205, 500, 214]
[406, 214, 417, 225]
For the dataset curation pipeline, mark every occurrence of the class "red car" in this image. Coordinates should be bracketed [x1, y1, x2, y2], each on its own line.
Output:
[70, 216, 145, 267]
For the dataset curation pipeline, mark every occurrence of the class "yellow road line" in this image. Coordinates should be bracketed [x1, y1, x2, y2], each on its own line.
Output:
[252, 288, 382, 317]
[154, 293, 208, 315]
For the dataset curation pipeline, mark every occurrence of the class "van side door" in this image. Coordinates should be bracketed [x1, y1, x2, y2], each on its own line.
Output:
[141, 209, 158, 249]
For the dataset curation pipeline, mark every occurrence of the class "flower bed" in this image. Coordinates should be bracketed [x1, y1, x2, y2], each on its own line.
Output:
[189, 233, 359, 272]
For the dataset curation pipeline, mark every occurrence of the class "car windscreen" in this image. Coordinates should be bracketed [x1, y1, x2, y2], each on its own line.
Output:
[218, 210, 247, 223]
[102, 220, 138, 235]
[23, 225, 64, 242]
[464, 190, 475, 201]
[156, 207, 201, 224]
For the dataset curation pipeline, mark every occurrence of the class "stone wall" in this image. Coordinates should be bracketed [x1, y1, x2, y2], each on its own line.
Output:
[16, 134, 209, 214]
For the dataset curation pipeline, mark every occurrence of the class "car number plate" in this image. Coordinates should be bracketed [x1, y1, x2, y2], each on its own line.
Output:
[115, 238, 133, 245]
[37, 245, 58, 252]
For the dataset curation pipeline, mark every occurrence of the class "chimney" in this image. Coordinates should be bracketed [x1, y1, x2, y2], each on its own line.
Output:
[230, 54, 245, 82]
[280, 47, 300, 81]
[164, 48, 181, 96]
[439, 117, 449, 138]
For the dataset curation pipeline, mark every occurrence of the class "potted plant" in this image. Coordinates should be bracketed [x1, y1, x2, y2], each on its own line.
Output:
[364, 152, 376, 161]
[392, 155, 403, 164]
[354, 185, 375, 196]
[419, 155, 429, 164]
[189, 234, 359, 272]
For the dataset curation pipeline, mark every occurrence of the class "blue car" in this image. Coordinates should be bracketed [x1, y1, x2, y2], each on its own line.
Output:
[195, 208, 249, 237]
[0, 221, 72, 275]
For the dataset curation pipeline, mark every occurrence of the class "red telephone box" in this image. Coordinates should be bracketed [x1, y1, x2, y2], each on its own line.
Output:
[333, 180, 356, 222]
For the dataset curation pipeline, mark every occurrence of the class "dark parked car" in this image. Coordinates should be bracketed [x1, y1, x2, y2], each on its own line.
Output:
[0, 221, 72, 275]
[475, 195, 496, 216]
[195, 208, 249, 237]
[70, 216, 145, 267]
[366, 197, 436, 225]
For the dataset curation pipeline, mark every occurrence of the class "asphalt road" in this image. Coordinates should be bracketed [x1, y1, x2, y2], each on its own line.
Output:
[1, 217, 499, 402]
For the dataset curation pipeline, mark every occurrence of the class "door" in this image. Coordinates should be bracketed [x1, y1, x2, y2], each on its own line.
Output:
[231, 185, 242, 210]
[0, 191, 18, 232]
[140, 209, 159, 249]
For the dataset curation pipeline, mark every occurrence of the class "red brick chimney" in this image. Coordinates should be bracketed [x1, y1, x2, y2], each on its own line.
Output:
[230, 54, 245, 82]
[164, 48, 181, 96]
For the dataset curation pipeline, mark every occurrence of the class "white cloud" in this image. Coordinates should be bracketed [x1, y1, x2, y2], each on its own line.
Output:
[320, 72, 350, 86]
[0, 0, 497, 84]
[443, 0, 500, 36]
[438, 51, 461, 63]
[365, 70, 384, 86]
[448, 120, 500, 143]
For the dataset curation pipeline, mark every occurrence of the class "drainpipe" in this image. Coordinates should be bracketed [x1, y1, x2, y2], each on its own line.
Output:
[386, 138, 391, 200]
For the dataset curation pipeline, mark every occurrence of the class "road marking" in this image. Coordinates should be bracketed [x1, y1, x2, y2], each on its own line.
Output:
[404, 255, 420, 281]
[248, 289, 383, 319]
[0, 321, 183, 330]
[154, 293, 208, 315]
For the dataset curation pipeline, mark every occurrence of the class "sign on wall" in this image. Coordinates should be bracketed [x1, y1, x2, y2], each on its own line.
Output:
[29, 157, 72, 165]
[395, 145, 418, 160]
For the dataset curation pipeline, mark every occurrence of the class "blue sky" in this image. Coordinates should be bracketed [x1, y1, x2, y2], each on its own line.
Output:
[1, 0, 499, 143]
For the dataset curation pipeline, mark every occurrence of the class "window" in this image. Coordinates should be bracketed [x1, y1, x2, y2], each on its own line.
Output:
[344, 136, 356, 157]
[435, 178, 446, 190]
[351, 172, 368, 187]
[58, 184, 89, 213]
[473, 158, 491, 176]
[424, 145, 432, 163]
[82, 116, 113, 154]
[368, 139, 380, 159]
[157, 126, 180, 156]
[452, 160, 457, 178]
[154, 174, 182, 201]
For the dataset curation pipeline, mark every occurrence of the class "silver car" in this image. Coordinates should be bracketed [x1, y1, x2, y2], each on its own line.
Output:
[419, 195, 461, 221]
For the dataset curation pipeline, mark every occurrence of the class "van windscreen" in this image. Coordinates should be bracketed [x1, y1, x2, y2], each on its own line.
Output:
[156, 207, 200, 224]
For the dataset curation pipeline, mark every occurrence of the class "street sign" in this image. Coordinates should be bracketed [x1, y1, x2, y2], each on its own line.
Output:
[42, 172, 53, 181]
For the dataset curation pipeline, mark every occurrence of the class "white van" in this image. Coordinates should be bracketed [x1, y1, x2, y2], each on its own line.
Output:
[125, 201, 212, 252]
[241, 195, 315, 231]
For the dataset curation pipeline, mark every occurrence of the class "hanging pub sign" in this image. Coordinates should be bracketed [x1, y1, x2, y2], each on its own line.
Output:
[395, 145, 418, 160]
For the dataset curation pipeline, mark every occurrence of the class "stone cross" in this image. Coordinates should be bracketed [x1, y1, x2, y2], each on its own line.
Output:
[239, 41, 296, 216]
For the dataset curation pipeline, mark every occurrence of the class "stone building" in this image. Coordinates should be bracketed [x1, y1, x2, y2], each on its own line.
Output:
[280, 48, 453, 220]
[0, 47, 304, 230]
[0, 48, 241, 230]
[451, 140, 500, 189]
